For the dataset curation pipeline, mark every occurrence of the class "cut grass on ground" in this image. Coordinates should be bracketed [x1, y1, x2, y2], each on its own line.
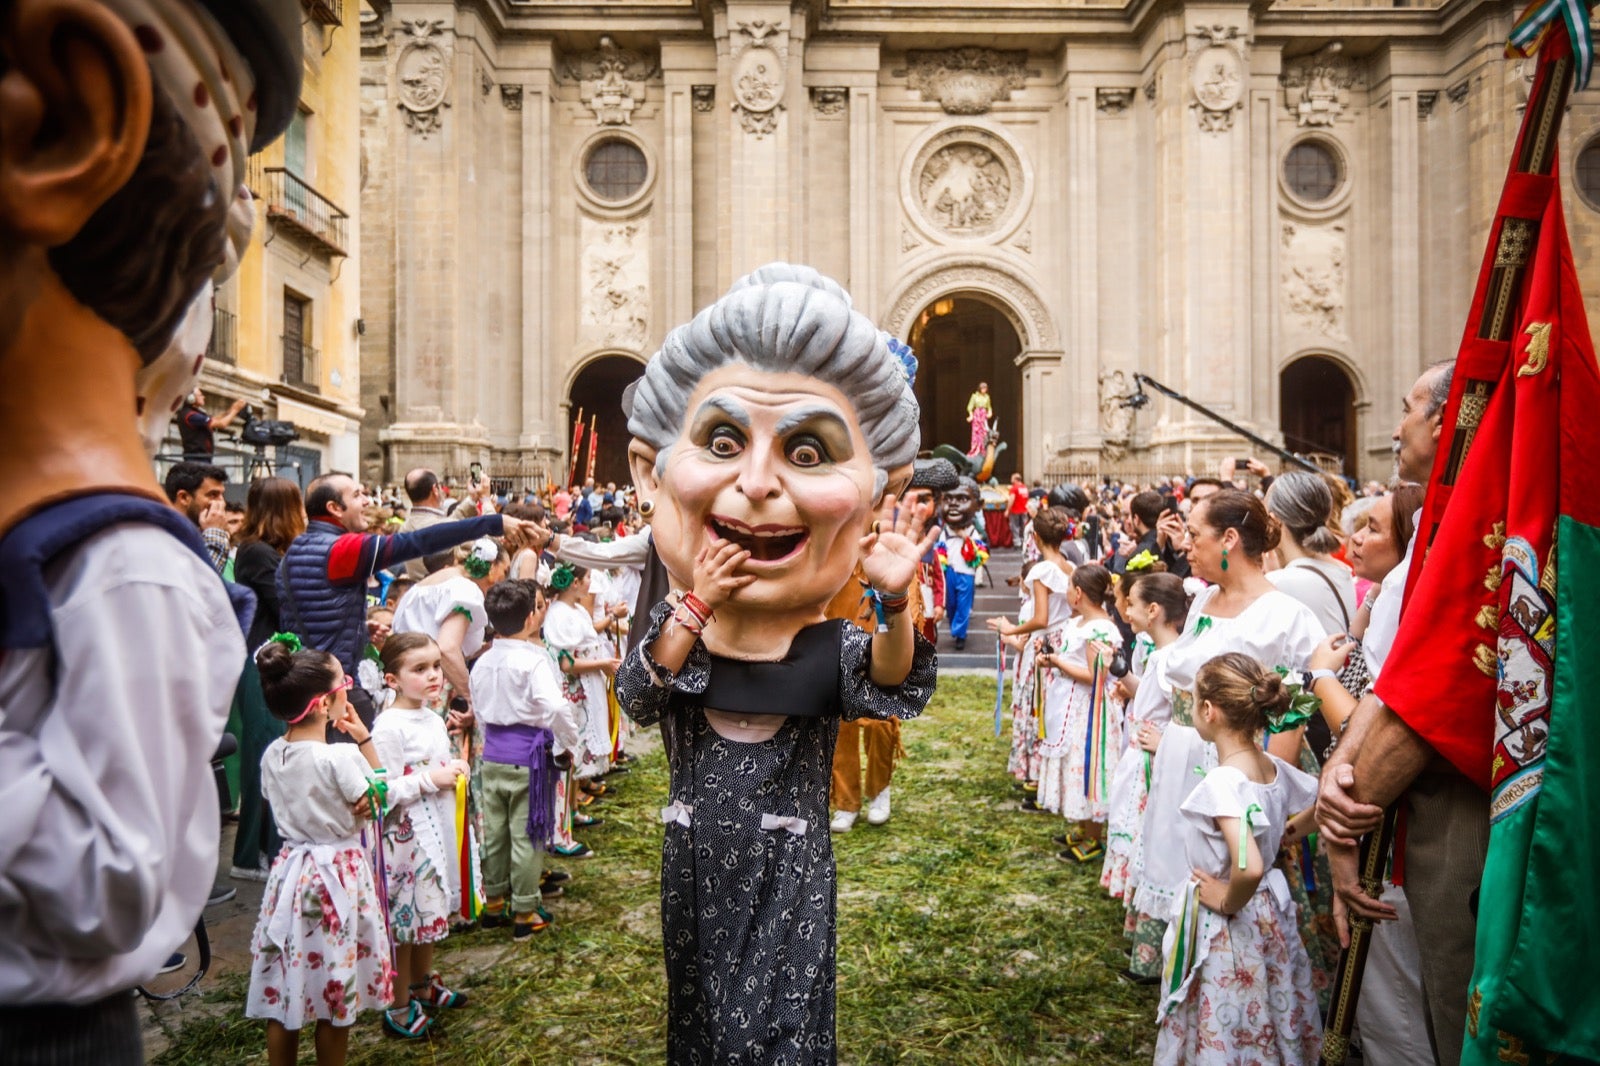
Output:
[151, 675, 1155, 1065]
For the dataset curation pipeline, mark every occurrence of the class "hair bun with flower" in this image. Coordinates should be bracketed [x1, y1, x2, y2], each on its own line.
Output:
[1125, 549, 1160, 574]
[550, 562, 577, 592]
[463, 537, 500, 578]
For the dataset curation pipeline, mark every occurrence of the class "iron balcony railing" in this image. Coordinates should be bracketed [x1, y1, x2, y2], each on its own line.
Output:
[280, 334, 321, 393]
[206, 307, 237, 363]
[251, 164, 349, 258]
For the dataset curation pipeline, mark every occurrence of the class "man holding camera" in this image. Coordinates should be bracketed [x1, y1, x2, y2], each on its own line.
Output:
[176, 387, 247, 463]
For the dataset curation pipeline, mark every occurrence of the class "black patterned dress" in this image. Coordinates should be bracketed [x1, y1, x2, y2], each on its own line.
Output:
[616, 602, 937, 1065]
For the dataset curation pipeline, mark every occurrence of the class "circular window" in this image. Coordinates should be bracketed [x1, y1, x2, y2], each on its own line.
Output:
[583, 139, 648, 202]
[1283, 140, 1343, 205]
[1576, 138, 1600, 209]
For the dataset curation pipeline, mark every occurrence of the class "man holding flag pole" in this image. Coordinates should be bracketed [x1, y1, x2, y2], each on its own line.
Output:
[1317, 4, 1600, 1064]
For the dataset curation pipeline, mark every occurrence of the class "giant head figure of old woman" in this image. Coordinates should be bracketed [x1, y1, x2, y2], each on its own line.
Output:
[626, 265, 920, 622]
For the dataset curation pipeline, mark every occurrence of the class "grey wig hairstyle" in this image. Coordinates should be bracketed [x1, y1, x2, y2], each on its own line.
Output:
[1265, 471, 1342, 555]
[624, 263, 920, 497]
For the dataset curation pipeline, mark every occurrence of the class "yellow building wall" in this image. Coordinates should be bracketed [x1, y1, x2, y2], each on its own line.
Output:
[219, 0, 363, 467]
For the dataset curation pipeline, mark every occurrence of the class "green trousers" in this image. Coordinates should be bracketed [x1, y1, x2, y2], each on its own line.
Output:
[478, 760, 544, 915]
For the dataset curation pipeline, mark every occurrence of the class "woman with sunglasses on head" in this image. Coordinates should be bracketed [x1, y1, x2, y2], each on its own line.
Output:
[245, 636, 393, 1064]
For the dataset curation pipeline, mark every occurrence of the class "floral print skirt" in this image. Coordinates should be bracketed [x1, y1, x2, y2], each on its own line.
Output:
[1100, 741, 1152, 899]
[1154, 880, 1322, 1065]
[246, 843, 394, 1029]
[384, 814, 452, 946]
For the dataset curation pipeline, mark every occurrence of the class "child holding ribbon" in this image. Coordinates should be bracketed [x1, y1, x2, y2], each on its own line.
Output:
[371, 633, 473, 1039]
[1155, 652, 1321, 1065]
[1033, 564, 1123, 860]
[245, 636, 394, 1065]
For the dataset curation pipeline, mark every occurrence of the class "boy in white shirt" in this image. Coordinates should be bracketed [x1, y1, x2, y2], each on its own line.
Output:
[474, 580, 583, 938]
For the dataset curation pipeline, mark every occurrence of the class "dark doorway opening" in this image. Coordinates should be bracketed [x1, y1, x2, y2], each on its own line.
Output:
[907, 296, 1022, 480]
[1279, 355, 1357, 473]
[567, 354, 645, 489]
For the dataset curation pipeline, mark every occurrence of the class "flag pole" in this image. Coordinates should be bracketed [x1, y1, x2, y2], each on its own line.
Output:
[567, 407, 585, 487]
[585, 415, 598, 484]
[1319, 20, 1578, 1061]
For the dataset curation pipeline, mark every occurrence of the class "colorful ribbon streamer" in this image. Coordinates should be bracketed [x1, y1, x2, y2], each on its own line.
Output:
[1509, 0, 1594, 90]
[993, 639, 1007, 737]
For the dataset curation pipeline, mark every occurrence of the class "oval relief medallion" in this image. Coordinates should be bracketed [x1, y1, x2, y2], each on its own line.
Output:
[732, 46, 783, 113]
[1190, 45, 1243, 113]
[907, 127, 1026, 242]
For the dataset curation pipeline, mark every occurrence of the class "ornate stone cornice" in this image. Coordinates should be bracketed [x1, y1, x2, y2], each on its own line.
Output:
[901, 48, 1030, 115]
[1096, 88, 1135, 115]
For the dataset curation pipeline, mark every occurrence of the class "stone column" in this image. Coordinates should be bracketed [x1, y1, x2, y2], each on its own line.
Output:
[1018, 350, 1066, 480]
[378, 5, 489, 472]
[662, 42, 715, 327]
[517, 57, 556, 451]
[717, 2, 803, 283]
[1066, 75, 1101, 456]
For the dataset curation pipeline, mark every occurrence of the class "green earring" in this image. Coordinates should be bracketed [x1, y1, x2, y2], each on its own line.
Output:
[1221, 547, 1230, 572]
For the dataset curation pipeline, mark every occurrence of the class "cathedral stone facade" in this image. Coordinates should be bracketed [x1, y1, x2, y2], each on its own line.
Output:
[358, 0, 1600, 487]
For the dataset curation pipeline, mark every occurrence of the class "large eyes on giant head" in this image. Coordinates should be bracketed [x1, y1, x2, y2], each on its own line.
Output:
[787, 436, 826, 468]
[708, 427, 744, 458]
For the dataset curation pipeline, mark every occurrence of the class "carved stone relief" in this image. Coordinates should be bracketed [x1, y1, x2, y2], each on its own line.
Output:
[1097, 88, 1136, 115]
[579, 217, 651, 351]
[501, 85, 522, 111]
[901, 226, 921, 253]
[566, 35, 657, 126]
[1446, 79, 1470, 104]
[691, 85, 715, 112]
[731, 20, 786, 139]
[1281, 43, 1361, 127]
[885, 260, 1059, 351]
[1188, 25, 1246, 133]
[812, 87, 848, 116]
[396, 19, 450, 138]
[1417, 90, 1439, 119]
[1099, 369, 1135, 449]
[902, 48, 1030, 115]
[908, 127, 1025, 242]
[1281, 219, 1348, 341]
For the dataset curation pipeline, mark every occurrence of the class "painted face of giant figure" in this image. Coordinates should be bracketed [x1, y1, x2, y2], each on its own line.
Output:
[942, 479, 981, 532]
[627, 265, 919, 624]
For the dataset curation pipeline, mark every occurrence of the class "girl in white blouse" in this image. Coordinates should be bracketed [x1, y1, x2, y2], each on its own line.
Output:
[371, 633, 472, 1040]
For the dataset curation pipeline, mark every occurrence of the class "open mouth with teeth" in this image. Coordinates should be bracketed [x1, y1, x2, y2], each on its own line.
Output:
[707, 514, 810, 563]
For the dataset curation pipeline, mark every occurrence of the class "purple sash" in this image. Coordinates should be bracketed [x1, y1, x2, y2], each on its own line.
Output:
[482, 723, 557, 845]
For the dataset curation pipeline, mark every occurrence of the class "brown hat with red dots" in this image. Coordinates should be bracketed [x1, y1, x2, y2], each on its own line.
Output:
[190, 0, 304, 150]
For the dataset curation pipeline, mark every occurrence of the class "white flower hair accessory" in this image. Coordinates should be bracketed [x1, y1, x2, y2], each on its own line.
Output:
[463, 537, 500, 579]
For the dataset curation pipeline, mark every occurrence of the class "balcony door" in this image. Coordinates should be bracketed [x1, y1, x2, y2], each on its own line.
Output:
[283, 291, 310, 387]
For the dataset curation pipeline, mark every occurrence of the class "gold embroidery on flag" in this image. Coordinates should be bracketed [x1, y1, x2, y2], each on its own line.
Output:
[1484, 565, 1504, 593]
[1467, 987, 1482, 1037]
[1496, 218, 1535, 266]
[1476, 604, 1499, 630]
[1495, 1031, 1531, 1064]
[1518, 321, 1551, 377]
[1484, 521, 1507, 551]
[1474, 643, 1499, 676]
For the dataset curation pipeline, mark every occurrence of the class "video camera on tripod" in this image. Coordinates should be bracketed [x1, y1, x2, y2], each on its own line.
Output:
[239, 405, 300, 449]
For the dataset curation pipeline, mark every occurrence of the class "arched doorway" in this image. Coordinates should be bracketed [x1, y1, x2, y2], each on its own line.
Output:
[567, 354, 645, 488]
[908, 296, 1022, 480]
[1280, 355, 1357, 473]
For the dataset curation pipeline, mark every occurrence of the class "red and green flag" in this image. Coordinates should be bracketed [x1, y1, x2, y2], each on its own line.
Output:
[1373, 14, 1600, 1064]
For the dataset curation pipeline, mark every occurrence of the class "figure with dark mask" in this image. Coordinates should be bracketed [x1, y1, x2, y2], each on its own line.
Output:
[0, 3, 303, 1060]
[936, 476, 988, 650]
